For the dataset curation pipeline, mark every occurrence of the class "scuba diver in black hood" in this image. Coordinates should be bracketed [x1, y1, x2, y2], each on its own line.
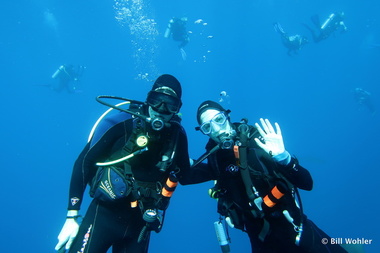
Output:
[55, 74, 192, 253]
[303, 12, 347, 43]
[184, 100, 353, 253]
[273, 23, 308, 56]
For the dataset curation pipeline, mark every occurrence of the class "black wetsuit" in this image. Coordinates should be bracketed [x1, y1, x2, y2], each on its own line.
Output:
[53, 65, 78, 93]
[67, 109, 191, 253]
[183, 123, 347, 253]
[273, 23, 307, 55]
[170, 18, 189, 48]
[304, 13, 345, 43]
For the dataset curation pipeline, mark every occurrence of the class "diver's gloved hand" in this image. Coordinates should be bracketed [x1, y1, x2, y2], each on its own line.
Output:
[254, 118, 286, 157]
[55, 210, 80, 252]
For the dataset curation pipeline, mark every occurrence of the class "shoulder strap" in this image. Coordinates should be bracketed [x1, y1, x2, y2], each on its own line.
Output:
[235, 122, 273, 240]
[234, 123, 264, 218]
[156, 122, 181, 173]
[121, 116, 148, 175]
[235, 122, 307, 243]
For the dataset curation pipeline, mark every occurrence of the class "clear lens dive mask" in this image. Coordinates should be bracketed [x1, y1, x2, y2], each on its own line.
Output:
[198, 111, 236, 149]
[199, 112, 228, 135]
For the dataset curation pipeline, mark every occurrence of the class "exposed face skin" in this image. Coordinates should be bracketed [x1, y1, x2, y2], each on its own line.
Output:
[148, 106, 174, 123]
[200, 109, 236, 145]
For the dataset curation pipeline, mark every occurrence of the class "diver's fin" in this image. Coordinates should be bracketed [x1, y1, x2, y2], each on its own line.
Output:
[273, 22, 285, 34]
[301, 23, 312, 32]
[179, 48, 187, 61]
[311, 14, 320, 28]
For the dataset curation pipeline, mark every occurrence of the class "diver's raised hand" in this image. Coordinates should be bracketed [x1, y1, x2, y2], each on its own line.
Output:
[254, 118, 285, 156]
[55, 210, 80, 252]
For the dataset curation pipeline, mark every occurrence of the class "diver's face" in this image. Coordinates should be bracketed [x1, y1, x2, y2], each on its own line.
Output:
[148, 106, 173, 123]
[199, 109, 236, 144]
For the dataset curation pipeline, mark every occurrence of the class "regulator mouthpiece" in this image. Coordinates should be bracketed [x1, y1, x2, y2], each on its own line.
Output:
[151, 117, 165, 131]
[220, 138, 234, 149]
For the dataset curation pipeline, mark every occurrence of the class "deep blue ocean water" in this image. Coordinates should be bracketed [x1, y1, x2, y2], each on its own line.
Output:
[1, 0, 379, 252]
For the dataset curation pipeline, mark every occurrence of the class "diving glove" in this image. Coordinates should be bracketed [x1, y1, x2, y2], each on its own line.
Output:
[55, 210, 81, 252]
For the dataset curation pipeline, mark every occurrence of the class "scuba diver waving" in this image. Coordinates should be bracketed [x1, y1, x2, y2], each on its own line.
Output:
[184, 100, 351, 253]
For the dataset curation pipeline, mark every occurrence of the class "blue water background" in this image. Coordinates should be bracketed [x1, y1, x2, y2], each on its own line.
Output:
[1, 0, 379, 252]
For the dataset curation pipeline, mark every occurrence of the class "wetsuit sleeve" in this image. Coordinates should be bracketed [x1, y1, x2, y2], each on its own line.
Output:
[174, 126, 190, 169]
[179, 161, 215, 185]
[175, 127, 215, 185]
[67, 142, 93, 210]
[278, 157, 313, 191]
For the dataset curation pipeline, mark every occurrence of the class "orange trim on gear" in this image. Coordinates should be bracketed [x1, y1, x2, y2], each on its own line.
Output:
[271, 186, 285, 200]
[233, 146, 240, 159]
[162, 189, 173, 197]
[263, 195, 275, 207]
[166, 178, 178, 188]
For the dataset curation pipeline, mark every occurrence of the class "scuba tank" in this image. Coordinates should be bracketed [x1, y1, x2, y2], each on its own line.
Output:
[164, 19, 174, 38]
[52, 65, 64, 79]
[321, 13, 335, 30]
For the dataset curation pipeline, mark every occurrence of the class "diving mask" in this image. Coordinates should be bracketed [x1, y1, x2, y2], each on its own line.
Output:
[199, 112, 228, 135]
[146, 90, 182, 114]
[199, 110, 236, 148]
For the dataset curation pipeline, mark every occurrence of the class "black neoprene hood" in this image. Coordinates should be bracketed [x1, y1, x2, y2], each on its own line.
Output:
[196, 100, 226, 124]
